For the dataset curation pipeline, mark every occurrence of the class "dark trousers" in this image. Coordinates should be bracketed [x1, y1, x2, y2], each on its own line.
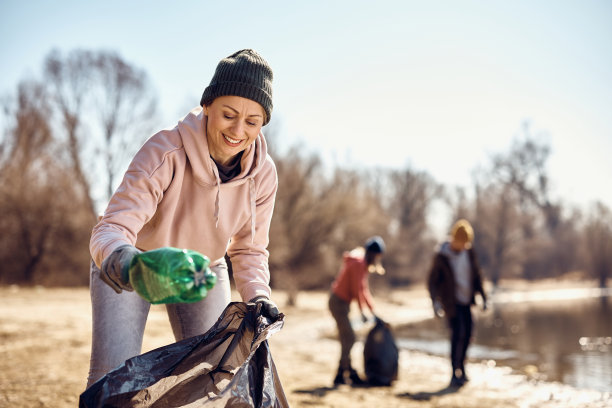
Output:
[328, 293, 354, 370]
[449, 304, 473, 377]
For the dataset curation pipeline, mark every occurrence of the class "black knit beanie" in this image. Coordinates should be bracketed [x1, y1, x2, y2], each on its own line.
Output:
[364, 236, 386, 254]
[200, 49, 273, 125]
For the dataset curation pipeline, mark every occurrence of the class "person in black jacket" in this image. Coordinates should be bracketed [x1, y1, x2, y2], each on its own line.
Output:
[427, 219, 487, 387]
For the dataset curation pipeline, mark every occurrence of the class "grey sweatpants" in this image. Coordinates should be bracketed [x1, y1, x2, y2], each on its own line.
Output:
[86, 259, 231, 388]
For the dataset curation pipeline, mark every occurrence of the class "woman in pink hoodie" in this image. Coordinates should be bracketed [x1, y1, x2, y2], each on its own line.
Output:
[87, 49, 279, 387]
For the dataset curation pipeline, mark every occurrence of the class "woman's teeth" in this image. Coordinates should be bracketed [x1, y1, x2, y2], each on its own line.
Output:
[224, 134, 241, 144]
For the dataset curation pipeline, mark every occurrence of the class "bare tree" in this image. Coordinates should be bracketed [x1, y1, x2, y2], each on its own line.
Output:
[583, 202, 612, 288]
[472, 182, 523, 286]
[44, 49, 158, 218]
[491, 123, 560, 234]
[44, 49, 97, 221]
[0, 47, 156, 285]
[0, 80, 91, 285]
[470, 127, 580, 283]
[0, 81, 54, 282]
[381, 167, 441, 285]
[447, 186, 471, 222]
[90, 52, 158, 198]
[548, 208, 582, 276]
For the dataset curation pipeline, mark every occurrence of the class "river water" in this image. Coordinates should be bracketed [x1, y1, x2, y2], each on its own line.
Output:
[394, 289, 612, 393]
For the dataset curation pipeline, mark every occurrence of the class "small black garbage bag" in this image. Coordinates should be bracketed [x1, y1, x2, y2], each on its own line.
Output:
[80, 302, 289, 408]
[363, 317, 399, 386]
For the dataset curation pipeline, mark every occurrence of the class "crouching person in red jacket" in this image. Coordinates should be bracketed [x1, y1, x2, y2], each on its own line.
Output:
[328, 236, 385, 386]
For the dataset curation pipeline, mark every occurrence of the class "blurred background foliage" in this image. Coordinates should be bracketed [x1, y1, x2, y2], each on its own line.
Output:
[1, 48, 610, 295]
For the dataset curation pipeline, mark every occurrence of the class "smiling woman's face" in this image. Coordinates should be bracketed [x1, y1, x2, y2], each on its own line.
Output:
[203, 95, 266, 166]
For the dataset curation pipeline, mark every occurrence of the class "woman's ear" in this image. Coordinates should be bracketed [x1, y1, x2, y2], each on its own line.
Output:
[202, 104, 209, 115]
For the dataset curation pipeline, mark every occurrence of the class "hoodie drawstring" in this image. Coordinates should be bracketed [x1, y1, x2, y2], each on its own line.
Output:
[212, 163, 221, 228]
[249, 178, 256, 244]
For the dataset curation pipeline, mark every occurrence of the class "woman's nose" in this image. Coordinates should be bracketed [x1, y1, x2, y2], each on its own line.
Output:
[230, 121, 244, 135]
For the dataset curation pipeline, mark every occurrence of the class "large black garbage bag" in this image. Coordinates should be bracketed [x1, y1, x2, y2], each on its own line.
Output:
[80, 302, 289, 408]
[363, 317, 399, 386]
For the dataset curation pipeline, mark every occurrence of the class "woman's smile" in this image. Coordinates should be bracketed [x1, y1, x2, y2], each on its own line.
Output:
[223, 133, 243, 146]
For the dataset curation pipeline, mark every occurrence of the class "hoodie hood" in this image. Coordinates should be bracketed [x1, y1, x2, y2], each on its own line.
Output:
[177, 106, 269, 187]
[439, 240, 470, 265]
[177, 106, 269, 240]
[439, 241, 453, 258]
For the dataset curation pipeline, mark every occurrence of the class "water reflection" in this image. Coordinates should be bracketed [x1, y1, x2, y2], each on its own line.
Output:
[395, 295, 612, 393]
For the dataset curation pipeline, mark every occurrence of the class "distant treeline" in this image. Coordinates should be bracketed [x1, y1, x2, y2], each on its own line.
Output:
[1, 49, 610, 294]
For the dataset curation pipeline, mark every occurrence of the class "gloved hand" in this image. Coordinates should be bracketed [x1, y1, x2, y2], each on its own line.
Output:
[249, 296, 281, 319]
[100, 244, 141, 294]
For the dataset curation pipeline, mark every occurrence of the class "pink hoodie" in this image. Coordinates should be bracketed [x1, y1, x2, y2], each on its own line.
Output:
[90, 107, 278, 301]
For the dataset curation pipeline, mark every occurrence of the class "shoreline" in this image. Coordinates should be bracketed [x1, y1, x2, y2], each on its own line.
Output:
[268, 284, 611, 407]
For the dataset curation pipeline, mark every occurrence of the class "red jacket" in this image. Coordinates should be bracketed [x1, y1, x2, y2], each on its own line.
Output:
[331, 249, 374, 312]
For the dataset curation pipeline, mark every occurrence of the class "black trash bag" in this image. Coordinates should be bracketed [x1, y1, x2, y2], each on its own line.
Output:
[80, 302, 289, 408]
[363, 317, 399, 386]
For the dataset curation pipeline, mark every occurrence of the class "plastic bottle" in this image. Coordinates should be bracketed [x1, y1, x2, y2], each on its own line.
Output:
[128, 247, 217, 304]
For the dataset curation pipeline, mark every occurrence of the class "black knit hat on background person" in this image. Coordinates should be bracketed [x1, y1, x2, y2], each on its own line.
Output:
[365, 236, 386, 254]
[200, 49, 273, 125]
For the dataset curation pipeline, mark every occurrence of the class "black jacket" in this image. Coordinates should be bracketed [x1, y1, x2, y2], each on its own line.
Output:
[427, 246, 486, 319]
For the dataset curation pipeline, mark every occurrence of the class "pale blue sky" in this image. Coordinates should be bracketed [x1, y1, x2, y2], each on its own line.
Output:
[2, 1, 611, 225]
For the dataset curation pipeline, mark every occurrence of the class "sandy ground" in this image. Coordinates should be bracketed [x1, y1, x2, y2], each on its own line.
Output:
[0, 283, 610, 408]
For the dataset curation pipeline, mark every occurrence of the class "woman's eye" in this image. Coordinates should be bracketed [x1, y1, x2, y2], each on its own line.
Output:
[247, 121, 256, 126]
[224, 114, 234, 120]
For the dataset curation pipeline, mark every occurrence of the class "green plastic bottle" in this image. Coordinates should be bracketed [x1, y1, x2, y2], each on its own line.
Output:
[128, 247, 217, 304]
